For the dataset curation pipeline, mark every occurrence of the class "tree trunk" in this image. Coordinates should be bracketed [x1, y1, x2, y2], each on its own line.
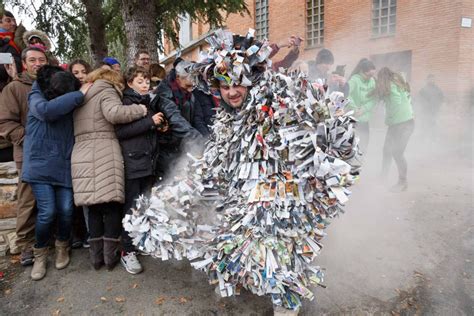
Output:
[121, 0, 159, 67]
[81, 0, 108, 67]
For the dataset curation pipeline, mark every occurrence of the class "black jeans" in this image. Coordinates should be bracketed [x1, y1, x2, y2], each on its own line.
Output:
[382, 119, 415, 182]
[88, 202, 123, 239]
[122, 176, 155, 253]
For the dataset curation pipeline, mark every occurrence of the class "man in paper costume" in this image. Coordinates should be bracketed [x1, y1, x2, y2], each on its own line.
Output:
[124, 29, 361, 314]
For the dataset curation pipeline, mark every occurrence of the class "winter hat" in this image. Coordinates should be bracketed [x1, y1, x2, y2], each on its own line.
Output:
[103, 57, 120, 66]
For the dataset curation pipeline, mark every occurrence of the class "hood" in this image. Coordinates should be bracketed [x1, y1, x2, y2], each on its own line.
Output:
[83, 79, 122, 103]
[15, 72, 35, 85]
[22, 30, 52, 51]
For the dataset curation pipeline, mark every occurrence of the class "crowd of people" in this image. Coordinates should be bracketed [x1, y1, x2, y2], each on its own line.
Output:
[0, 8, 416, 293]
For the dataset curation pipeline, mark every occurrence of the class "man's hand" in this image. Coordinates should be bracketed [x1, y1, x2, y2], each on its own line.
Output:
[152, 112, 165, 126]
[330, 74, 346, 87]
[4, 56, 17, 79]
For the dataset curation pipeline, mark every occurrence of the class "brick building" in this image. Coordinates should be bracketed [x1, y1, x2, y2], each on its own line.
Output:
[162, 0, 473, 102]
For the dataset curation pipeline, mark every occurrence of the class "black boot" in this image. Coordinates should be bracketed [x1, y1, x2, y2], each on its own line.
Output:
[103, 237, 120, 270]
[88, 237, 104, 270]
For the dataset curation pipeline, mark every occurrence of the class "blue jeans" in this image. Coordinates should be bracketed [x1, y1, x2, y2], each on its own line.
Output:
[30, 183, 74, 248]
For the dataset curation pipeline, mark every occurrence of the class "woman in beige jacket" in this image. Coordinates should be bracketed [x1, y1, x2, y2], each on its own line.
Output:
[71, 68, 147, 270]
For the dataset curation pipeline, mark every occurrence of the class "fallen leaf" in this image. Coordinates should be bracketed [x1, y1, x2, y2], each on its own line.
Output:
[10, 255, 20, 264]
[100, 297, 107, 302]
[106, 286, 113, 291]
[132, 283, 139, 289]
[52, 309, 61, 316]
[56, 297, 64, 303]
[155, 296, 166, 305]
[115, 296, 126, 303]
[179, 297, 188, 303]
[5, 289, 11, 295]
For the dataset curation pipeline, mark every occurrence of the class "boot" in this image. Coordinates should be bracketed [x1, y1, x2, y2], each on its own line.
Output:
[31, 247, 48, 281]
[55, 240, 71, 270]
[88, 237, 104, 270]
[103, 237, 120, 270]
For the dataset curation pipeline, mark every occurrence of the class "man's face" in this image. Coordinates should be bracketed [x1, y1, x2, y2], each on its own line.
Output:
[22, 50, 48, 76]
[316, 63, 332, 76]
[219, 83, 248, 108]
[136, 53, 150, 70]
[176, 76, 195, 93]
[0, 15, 16, 32]
[112, 63, 121, 72]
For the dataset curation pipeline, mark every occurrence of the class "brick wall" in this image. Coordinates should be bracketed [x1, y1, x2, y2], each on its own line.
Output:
[163, 0, 473, 99]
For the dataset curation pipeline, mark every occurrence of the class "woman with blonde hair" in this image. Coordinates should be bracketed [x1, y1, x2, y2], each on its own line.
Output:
[71, 68, 147, 270]
[373, 67, 414, 192]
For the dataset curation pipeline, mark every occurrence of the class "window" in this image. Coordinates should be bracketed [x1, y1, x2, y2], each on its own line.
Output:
[179, 14, 193, 47]
[306, 0, 324, 47]
[255, 0, 269, 40]
[372, 0, 397, 36]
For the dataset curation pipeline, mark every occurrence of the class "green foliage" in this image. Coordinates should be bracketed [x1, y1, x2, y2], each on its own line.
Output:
[6, 0, 90, 62]
[5, 0, 248, 60]
[103, 0, 125, 59]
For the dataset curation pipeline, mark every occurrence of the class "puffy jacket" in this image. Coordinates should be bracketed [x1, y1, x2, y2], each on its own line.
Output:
[115, 88, 159, 180]
[71, 80, 146, 206]
[384, 83, 414, 126]
[347, 74, 376, 122]
[0, 72, 34, 168]
[22, 81, 83, 187]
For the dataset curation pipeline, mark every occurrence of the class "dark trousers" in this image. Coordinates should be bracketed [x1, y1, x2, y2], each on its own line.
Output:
[356, 121, 370, 154]
[30, 183, 74, 248]
[15, 168, 37, 251]
[72, 205, 88, 241]
[382, 119, 415, 182]
[88, 202, 122, 239]
[122, 176, 155, 253]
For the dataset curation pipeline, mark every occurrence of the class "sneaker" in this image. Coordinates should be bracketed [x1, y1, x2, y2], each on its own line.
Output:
[82, 239, 90, 248]
[120, 251, 143, 274]
[71, 238, 83, 249]
[20, 249, 35, 266]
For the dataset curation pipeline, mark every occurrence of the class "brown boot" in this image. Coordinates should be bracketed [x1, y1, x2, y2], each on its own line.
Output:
[31, 247, 48, 281]
[55, 240, 71, 270]
[89, 237, 104, 270]
[103, 237, 120, 270]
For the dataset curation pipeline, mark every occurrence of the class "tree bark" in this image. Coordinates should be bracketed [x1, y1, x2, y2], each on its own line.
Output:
[81, 0, 108, 67]
[121, 0, 159, 67]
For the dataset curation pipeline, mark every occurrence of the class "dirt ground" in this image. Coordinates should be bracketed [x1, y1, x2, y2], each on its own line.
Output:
[0, 106, 472, 315]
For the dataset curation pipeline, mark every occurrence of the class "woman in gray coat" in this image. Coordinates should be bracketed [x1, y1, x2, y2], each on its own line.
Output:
[71, 68, 147, 270]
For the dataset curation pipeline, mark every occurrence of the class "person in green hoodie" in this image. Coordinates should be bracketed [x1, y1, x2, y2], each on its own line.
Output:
[347, 58, 376, 153]
[373, 67, 414, 192]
